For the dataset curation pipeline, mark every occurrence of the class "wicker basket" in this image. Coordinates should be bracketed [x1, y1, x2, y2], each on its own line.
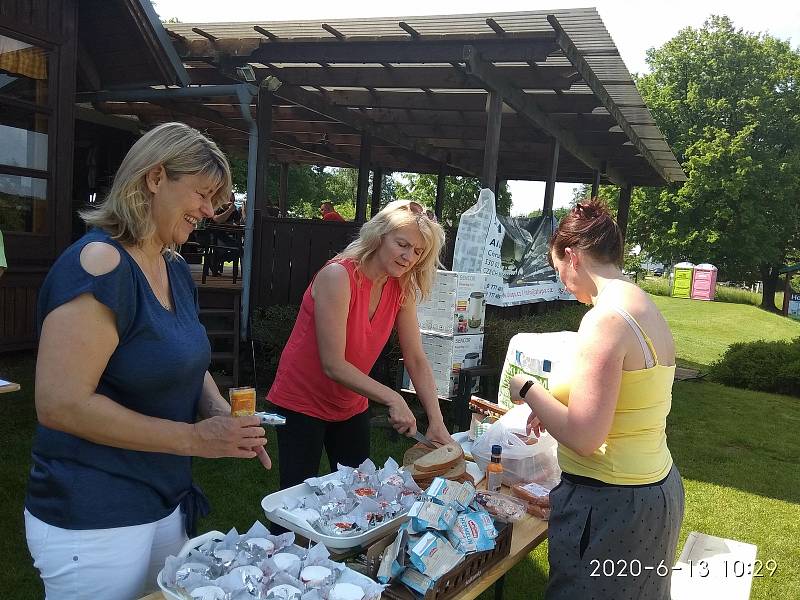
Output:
[364, 521, 513, 600]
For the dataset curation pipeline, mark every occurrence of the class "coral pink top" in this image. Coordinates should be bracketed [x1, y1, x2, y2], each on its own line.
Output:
[267, 259, 403, 421]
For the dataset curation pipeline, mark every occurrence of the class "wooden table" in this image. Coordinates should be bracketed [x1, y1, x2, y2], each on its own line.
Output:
[452, 511, 548, 600]
[141, 511, 547, 600]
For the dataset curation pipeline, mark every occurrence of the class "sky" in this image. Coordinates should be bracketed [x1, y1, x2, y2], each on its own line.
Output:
[152, 0, 799, 215]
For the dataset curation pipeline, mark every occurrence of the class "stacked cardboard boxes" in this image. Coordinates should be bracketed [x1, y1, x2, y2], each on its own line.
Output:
[407, 271, 487, 398]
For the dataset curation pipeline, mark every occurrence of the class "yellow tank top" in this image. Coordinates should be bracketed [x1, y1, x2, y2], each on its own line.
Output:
[550, 306, 675, 485]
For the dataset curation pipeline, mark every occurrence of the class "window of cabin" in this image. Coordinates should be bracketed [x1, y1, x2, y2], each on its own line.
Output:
[0, 34, 51, 234]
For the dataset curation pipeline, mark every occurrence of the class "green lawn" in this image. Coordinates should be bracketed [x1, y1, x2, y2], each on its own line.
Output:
[651, 294, 800, 369]
[2, 297, 799, 599]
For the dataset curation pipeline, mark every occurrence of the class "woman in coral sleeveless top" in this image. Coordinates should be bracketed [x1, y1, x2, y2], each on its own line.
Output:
[510, 200, 684, 600]
[268, 200, 453, 489]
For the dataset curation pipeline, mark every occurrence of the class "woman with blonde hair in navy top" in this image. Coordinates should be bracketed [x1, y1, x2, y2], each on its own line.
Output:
[26, 122, 271, 599]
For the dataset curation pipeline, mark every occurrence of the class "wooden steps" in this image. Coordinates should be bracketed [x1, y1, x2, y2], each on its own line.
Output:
[198, 288, 241, 391]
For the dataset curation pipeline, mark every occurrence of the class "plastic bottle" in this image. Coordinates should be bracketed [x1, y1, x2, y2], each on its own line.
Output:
[486, 444, 504, 492]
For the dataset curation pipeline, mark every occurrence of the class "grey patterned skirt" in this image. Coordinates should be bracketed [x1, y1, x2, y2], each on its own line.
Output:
[545, 464, 685, 600]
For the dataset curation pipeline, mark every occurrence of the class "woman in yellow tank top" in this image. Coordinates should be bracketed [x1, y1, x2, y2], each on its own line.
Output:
[509, 200, 684, 600]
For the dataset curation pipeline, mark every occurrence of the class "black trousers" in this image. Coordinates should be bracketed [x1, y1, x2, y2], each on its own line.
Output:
[275, 406, 371, 490]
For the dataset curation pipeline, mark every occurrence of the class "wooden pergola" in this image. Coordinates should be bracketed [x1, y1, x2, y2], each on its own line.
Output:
[85, 8, 684, 227]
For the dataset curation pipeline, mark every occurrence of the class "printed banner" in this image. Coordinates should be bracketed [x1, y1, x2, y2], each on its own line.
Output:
[452, 188, 572, 306]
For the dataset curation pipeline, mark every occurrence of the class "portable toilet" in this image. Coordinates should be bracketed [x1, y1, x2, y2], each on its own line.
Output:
[671, 262, 694, 298]
[691, 263, 718, 301]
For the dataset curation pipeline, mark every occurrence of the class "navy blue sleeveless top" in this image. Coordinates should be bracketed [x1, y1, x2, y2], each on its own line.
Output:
[25, 229, 211, 532]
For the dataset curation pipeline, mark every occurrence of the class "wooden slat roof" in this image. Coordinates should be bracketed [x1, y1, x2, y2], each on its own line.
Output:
[93, 7, 684, 186]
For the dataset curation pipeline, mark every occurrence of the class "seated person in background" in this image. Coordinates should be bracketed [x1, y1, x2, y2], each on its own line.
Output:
[210, 193, 243, 276]
[320, 201, 345, 222]
[212, 193, 242, 225]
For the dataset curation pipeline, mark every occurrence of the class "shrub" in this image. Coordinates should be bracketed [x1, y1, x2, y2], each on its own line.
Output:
[709, 337, 800, 398]
[250, 305, 299, 389]
[482, 302, 590, 368]
[638, 276, 671, 297]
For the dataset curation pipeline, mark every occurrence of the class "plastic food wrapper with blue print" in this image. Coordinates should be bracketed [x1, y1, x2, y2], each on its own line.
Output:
[376, 477, 501, 594]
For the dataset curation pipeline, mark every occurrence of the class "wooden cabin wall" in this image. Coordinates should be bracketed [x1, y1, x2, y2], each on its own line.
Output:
[0, 0, 78, 351]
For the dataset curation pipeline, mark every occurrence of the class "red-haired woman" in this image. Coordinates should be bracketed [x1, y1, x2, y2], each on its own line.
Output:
[510, 199, 684, 600]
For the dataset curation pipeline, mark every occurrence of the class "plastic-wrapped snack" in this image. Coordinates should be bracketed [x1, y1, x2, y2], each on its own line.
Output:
[377, 528, 408, 584]
[425, 477, 476, 510]
[524, 503, 551, 520]
[254, 411, 287, 426]
[265, 583, 303, 599]
[447, 511, 497, 553]
[314, 519, 360, 537]
[175, 561, 213, 585]
[408, 532, 465, 580]
[329, 582, 366, 600]
[511, 482, 552, 508]
[227, 564, 264, 587]
[407, 500, 458, 533]
[300, 564, 334, 588]
[270, 552, 302, 577]
[473, 491, 526, 523]
[189, 585, 226, 600]
[399, 568, 436, 596]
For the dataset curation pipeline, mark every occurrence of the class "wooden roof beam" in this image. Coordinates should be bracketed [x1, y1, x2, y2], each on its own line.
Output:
[322, 23, 346, 40]
[398, 22, 421, 39]
[463, 45, 628, 185]
[485, 18, 505, 36]
[547, 15, 684, 184]
[244, 38, 556, 65]
[253, 64, 575, 90]
[253, 25, 278, 40]
[272, 83, 477, 177]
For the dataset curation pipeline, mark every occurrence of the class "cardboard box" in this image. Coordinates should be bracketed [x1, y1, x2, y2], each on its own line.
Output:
[405, 333, 484, 398]
[417, 271, 488, 336]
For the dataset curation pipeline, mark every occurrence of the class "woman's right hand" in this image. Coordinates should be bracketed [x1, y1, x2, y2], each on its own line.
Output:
[387, 392, 417, 436]
[191, 415, 268, 460]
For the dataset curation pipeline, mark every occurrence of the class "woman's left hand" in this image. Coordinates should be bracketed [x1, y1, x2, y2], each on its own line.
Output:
[253, 445, 272, 469]
[425, 420, 454, 446]
[527, 413, 546, 438]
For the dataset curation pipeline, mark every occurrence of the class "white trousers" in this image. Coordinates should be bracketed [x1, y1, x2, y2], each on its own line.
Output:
[25, 507, 187, 600]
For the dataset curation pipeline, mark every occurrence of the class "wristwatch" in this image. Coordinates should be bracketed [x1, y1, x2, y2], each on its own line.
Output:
[519, 379, 535, 398]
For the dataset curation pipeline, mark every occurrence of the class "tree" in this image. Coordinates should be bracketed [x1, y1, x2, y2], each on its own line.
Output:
[395, 174, 512, 227]
[631, 16, 800, 311]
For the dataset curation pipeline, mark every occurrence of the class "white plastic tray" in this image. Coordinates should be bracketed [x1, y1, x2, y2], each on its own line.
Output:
[261, 471, 410, 550]
[157, 529, 382, 598]
[157, 530, 224, 600]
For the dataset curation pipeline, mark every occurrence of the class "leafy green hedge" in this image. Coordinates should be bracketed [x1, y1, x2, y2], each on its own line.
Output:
[250, 305, 300, 389]
[250, 301, 590, 390]
[709, 337, 800, 398]
[482, 303, 589, 368]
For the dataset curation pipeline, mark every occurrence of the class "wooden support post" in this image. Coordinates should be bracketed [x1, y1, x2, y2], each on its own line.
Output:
[481, 90, 503, 189]
[370, 167, 383, 217]
[543, 139, 560, 215]
[356, 134, 372, 222]
[591, 169, 601, 199]
[435, 166, 446, 220]
[255, 87, 273, 213]
[618, 184, 632, 242]
[494, 178, 503, 201]
[278, 163, 289, 216]
[783, 273, 792, 316]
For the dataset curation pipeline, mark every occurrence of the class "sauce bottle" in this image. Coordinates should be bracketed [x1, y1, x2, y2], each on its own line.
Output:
[486, 444, 504, 492]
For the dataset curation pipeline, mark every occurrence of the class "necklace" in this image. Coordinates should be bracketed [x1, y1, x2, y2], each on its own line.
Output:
[132, 245, 172, 311]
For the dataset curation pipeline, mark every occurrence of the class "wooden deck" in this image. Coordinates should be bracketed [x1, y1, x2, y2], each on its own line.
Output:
[188, 264, 242, 290]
